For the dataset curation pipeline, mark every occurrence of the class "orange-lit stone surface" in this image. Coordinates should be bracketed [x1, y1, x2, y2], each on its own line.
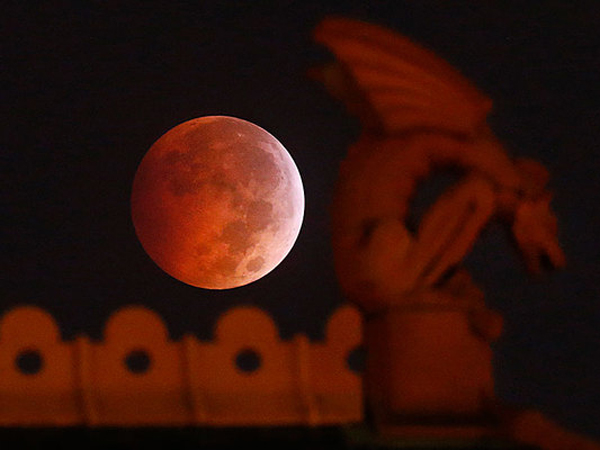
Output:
[0, 308, 80, 425]
[365, 303, 493, 421]
[0, 305, 361, 426]
[314, 16, 598, 449]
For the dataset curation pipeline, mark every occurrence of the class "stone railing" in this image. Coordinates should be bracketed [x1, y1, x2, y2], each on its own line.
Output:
[0, 305, 363, 426]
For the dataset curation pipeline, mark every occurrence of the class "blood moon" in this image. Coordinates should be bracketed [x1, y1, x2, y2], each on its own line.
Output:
[131, 116, 304, 289]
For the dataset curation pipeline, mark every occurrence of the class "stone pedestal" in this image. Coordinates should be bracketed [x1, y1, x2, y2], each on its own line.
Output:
[363, 302, 498, 439]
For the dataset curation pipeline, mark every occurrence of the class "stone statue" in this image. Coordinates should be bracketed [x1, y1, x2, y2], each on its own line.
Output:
[313, 17, 598, 450]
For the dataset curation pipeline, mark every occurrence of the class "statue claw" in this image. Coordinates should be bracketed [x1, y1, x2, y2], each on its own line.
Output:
[512, 195, 566, 274]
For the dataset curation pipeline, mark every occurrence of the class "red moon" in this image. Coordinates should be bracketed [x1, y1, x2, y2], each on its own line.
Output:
[131, 116, 304, 289]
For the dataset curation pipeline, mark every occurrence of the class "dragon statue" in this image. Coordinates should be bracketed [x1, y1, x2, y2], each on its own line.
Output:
[313, 17, 598, 450]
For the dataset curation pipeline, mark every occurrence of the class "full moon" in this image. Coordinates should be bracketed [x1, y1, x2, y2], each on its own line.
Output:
[131, 116, 304, 289]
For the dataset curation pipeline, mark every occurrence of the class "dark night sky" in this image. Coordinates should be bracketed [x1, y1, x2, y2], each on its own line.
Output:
[3, 0, 600, 439]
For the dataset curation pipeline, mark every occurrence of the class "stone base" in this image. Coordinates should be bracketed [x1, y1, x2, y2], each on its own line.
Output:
[363, 304, 496, 428]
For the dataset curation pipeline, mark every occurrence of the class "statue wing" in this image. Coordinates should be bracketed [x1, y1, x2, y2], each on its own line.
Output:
[313, 17, 493, 137]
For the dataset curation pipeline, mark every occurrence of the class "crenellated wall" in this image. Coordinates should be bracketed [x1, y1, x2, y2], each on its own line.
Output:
[0, 305, 363, 426]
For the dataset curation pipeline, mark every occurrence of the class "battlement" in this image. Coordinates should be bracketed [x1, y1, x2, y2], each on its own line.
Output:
[0, 305, 363, 426]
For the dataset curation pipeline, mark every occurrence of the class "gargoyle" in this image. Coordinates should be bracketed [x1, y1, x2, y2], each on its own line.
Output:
[313, 17, 597, 450]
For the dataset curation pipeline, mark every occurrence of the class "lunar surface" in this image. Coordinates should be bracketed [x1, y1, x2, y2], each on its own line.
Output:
[131, 116, 304, 289]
